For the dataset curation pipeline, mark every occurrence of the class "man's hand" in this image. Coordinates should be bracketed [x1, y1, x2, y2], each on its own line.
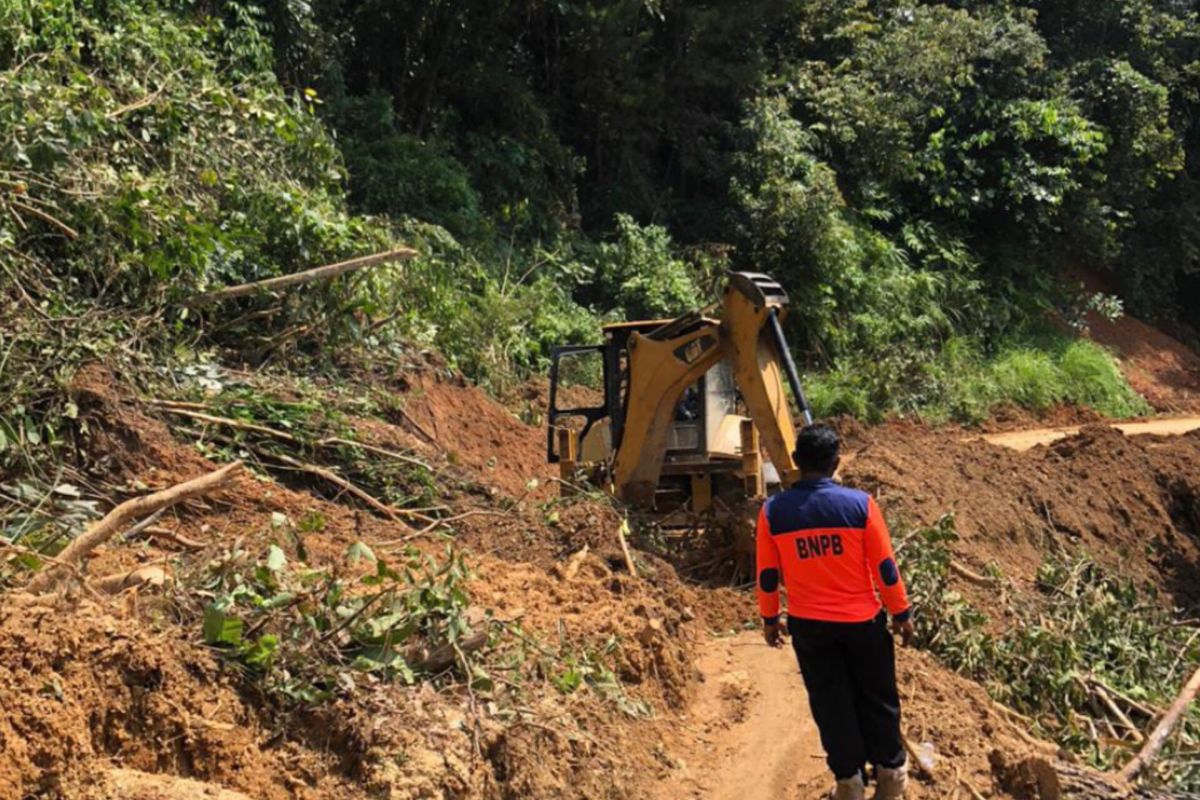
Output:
[763, 619, 786, 648]
[892, 617, 915, 647]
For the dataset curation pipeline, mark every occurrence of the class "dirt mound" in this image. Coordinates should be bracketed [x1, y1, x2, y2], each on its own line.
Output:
[398, 373, 555, 497]
[843, 423, 1200, 603]
[0, 363, 743, 800]
[0, 593, 366, 800]
[1087, 310, 1200, 413]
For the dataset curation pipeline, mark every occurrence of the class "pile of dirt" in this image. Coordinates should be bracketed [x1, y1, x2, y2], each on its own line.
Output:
[23, 361, 1200, 800]
[397, 373, 555, 497]
[1, 364, 743, 800]
[1088, 310, 1200, 413]
[843, 423, 1200, 604]
[0, 593, 368, 800]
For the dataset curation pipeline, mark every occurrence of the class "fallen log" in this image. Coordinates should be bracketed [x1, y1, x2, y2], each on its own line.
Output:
[26, 461, 243, 593]
[1119, 663, 1200, 783]
[185, 248, 417, 307]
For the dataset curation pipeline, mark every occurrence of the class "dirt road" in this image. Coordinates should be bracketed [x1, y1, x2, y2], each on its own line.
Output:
[979, 415, 1200, 451]
[651, 631, 827, 800]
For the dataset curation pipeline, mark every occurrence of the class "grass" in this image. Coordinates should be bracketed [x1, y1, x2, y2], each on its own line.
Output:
[806, 330, 1150, 424]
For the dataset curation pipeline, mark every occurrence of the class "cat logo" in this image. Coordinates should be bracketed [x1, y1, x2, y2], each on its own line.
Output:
[676, 334, 716, 364]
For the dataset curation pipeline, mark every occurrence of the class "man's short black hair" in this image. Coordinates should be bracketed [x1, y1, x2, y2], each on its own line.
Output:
[794, 423, 840, 475]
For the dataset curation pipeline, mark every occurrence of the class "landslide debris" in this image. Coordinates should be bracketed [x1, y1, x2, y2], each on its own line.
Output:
[844, 422, 1200, 604]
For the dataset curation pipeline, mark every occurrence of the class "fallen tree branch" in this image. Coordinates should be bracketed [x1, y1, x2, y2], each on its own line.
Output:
[152, 404, 434, 471]
[1086, 678, 1145, 743]
[9, 198, 79, 240]
[92, 564, 168, 594]
[185, 248, 417, 307]
[321, 437, 432, 471]
[948, 559, 997, 586]
[265, 450, 434, 524]
[138, 525, 207, 550]
[26, 462, 243, 593]
[152, 405, 296, 441]
[1118, 663, 1200, 783]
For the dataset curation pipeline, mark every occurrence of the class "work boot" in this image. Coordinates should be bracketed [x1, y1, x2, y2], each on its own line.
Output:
[873, 764, 908, 800]
[827, 773, 866, 800]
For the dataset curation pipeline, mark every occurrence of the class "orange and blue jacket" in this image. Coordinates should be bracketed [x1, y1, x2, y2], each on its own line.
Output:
[756, 477, 911, 624]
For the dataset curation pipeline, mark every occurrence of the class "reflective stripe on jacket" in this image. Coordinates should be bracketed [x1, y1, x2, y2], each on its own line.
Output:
[756, 477, 911, 624]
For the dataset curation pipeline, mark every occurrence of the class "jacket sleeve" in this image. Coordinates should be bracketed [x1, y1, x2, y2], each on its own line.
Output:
[755, 504, 782, 623]
[864, 496, 911, 621]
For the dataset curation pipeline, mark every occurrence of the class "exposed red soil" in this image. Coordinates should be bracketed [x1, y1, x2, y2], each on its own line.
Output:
[398, 373, 556, 498]
[1088, 311, 1200, 413]
[842, 422, 1200, 606]
[9, 362, 1199, 799]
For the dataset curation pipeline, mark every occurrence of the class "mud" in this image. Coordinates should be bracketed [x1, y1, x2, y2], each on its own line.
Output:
[6, 360, 1200, 799]
[843, 422, 1200, 604]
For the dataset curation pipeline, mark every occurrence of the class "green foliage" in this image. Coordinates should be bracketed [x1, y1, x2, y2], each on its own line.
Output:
[186, 540, 482, 704]
[4, 0, 1195, 458]
[574, 214, 705, 321]
[807, 332, 1149, 423]
[900, 516, 1200, 783]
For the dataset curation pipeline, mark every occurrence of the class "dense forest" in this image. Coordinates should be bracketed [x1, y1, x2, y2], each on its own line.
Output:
[4, 0, 1200, 458]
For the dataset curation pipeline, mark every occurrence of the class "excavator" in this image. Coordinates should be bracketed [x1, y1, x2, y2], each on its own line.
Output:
[546, 272, 813, 543]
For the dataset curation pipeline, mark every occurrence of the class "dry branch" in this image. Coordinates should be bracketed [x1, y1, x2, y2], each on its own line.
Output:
[138, 525, 207, 550]
[26, 462, 243, 593]
[152, 404, 433, 471]
[185, 248, 417, 307]
[266, 451, 434, 524]
[9, 199, 78, 239]
[948, 559, 997, 586]
[153, 405, 297, 440]
[1089, 679, 1145, 743]
[1119, 663, 1200, 783]
[616, 521, 637, 576]
[92, 564, 167, 594]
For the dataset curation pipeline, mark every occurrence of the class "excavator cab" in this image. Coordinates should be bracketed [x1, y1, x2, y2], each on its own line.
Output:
[547, 272, 813, 525]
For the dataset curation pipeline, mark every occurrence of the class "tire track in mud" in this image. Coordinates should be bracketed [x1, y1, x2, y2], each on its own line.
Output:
[650, 631, 826, 800]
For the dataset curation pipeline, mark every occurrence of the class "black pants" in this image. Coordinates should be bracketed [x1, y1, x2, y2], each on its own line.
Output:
[788, 611, 906, 780]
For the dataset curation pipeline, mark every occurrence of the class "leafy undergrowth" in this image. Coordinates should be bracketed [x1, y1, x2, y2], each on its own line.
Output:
[808, 333, 1150, 424]
[900, 516, 1200, 789]
[177, 535, 649, 719]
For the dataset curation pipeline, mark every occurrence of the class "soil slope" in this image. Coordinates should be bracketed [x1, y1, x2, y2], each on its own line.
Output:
[5, 363, 1200, 799]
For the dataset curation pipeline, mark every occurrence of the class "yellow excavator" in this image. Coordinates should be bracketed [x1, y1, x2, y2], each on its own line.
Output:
[547, 272, 813, 534]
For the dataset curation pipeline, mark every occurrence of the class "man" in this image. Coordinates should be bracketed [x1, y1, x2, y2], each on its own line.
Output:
[756, 423, 914, 800]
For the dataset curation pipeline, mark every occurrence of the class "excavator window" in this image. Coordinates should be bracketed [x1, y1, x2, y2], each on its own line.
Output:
[546, 345, 610, 463]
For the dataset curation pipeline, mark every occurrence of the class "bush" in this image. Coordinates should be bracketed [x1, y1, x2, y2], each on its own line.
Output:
[573, 214, 704, 321]
[805, 332, 1149, 424]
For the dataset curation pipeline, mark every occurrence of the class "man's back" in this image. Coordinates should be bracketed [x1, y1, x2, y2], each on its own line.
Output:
[757, 477, 910, 624]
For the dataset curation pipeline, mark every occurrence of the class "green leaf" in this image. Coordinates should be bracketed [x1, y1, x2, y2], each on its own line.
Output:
[202, 605, 244, 646]
[241, 634, 278, 670]
[554, 669, 583, 694]
[266, 544, 286, 572]
[347, 541, 376, 565]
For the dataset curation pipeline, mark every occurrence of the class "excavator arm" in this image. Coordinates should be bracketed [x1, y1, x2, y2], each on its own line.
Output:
[611, 272, 811, 507]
